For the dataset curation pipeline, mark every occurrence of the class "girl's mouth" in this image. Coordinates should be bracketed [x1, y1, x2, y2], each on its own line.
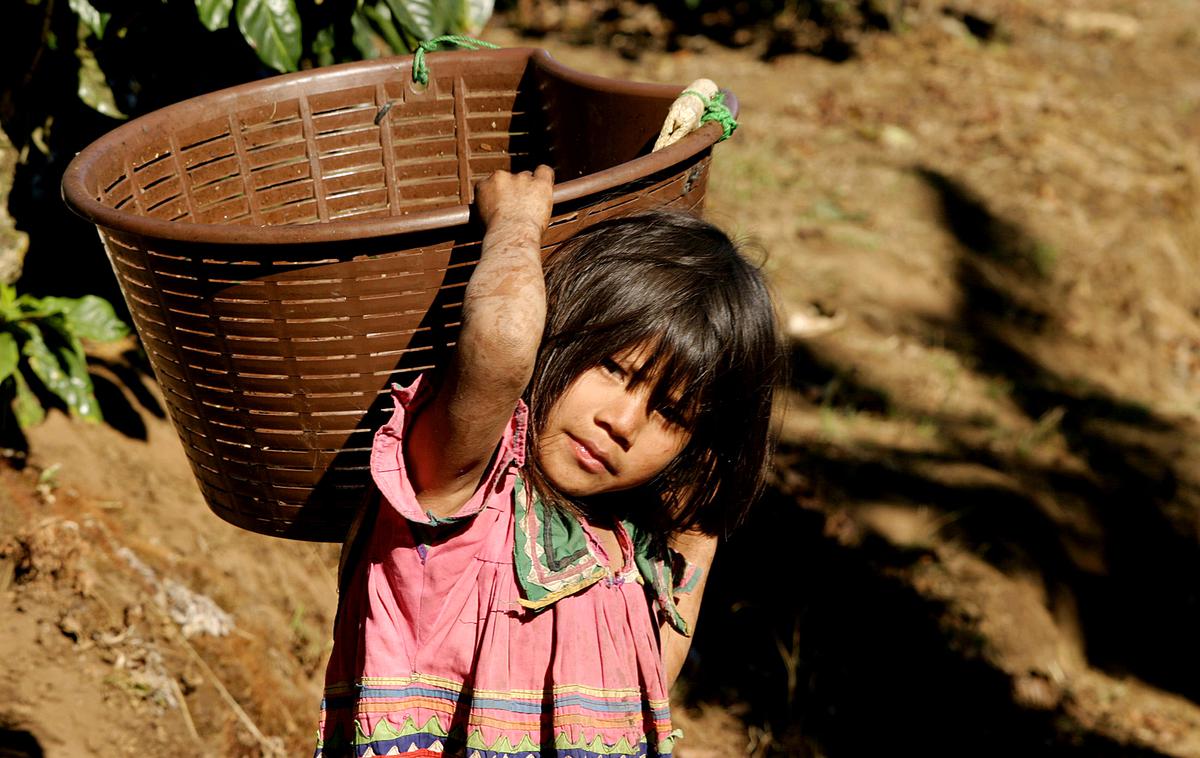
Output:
[569, 435, 610, 474]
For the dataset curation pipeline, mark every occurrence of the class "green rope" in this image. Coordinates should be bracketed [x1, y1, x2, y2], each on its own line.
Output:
[681, 89, 739, 142]
[412, 35, 500, 85]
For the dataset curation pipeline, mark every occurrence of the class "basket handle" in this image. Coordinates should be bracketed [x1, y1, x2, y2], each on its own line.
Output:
[412, 35, 500, 85]
[654, 78, 739, 152]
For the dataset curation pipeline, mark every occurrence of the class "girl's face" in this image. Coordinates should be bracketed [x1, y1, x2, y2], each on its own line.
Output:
[536, 343, 692, 498]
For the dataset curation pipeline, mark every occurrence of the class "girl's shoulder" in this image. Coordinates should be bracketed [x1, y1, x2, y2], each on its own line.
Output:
[371, 373, 528, 528]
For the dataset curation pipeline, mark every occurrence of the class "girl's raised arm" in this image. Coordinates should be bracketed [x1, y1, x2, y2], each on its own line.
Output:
[405, 167, 555, 517]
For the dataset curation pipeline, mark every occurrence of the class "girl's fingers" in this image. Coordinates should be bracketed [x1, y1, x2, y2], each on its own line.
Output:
[480, 166, 551, 188]
[475, 166, 554, 232]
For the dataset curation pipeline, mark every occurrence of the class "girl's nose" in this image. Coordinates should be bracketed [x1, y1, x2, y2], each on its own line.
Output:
[596, 390, 647, 450]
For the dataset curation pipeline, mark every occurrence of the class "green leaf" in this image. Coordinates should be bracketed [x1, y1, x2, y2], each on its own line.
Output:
[41, 296, 128, 342]
[37, 314, 102, 424]
[11, 371, 45, 429]
[19, 323, 70, 404]
[0, 284, 16, 321]
[53, 329, 103, 423]
[76, 39, 127, 119]
[362, 2, 408, 54]
[312, 24, 336, 67]
[0, 333, 17, 384]
[19, 322, 100, 422]
[383, 0, 442, 41]
[236, 0, 302, 73]
[351, 9, 382, 58]
[195, 0, 235, 31]
[14, 292, 45, 314]
[69, 0, 110, 39]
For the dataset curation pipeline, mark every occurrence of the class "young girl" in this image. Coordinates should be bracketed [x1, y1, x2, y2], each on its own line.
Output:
[318, 166, 781, 758]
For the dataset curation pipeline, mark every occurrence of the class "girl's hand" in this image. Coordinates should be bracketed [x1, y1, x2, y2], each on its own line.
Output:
[476, 166, 555, 235]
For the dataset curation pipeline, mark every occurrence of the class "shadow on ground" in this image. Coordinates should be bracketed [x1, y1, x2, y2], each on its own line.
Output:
[682, 484, 1172, 758]
[681, 168, 1200, 756]
[0, 726, 44, 757]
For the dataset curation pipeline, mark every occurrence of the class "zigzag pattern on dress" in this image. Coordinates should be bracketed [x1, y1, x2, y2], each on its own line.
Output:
[316, 712, 670, 758]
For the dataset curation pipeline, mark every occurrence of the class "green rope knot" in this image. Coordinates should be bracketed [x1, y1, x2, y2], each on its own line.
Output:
[681, 89, 738, 142]
[412, 35, 500, 86]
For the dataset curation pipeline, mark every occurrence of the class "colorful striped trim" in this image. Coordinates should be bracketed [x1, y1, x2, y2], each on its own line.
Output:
[335, 672, 651, 698]
[322, 675, 670, 721]
[317, 728, 670, 758]
[318, 674, 677, 757]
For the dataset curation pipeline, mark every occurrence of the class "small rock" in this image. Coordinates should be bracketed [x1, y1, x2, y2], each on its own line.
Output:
[35, 619, 56, 646]
[1012, 670, 1063, 710]
[937, 15, 974, 41]
[880, 124, 918, 151]
[180, 669, 203, 694]
[58, 613, 82, 642]
[787, 306, 846, 339]
[1062, 11, 1140, 40]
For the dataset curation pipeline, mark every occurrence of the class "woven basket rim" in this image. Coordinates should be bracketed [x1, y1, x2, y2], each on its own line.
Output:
[61, 47, 738, 246]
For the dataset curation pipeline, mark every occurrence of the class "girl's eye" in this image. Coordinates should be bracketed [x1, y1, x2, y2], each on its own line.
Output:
[656, 404, 686, 427]
[600, 358, 626, 378]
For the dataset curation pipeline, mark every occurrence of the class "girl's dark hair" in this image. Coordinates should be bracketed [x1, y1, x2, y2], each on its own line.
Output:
[523, 210, 783, 538]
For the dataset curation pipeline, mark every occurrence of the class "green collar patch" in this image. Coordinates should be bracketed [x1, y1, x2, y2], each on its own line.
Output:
[512, 475, 693, 636]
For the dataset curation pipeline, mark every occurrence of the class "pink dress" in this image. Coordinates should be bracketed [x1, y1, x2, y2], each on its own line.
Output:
[317, 376, 698, 758]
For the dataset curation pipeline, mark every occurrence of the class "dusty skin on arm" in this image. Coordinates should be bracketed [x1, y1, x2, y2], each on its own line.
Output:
[405, 166, 555, 519]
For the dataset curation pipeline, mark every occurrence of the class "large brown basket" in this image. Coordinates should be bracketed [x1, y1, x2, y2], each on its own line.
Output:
[62, 47, 736, 541]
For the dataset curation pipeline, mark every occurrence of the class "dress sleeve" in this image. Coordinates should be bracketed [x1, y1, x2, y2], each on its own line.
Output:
[369, 373, 528, 527]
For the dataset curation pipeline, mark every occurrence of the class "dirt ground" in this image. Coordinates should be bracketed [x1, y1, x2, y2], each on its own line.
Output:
[5, 0, 1200, 755]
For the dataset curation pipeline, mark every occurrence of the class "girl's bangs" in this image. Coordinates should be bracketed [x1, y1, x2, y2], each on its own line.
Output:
[618, 312, 719, 426]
